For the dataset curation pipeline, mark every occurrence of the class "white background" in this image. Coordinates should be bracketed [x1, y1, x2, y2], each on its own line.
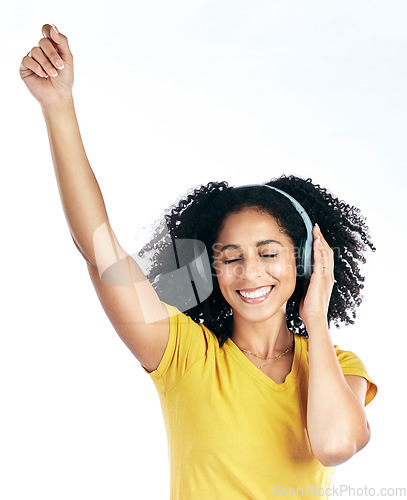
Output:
[2, 1, 406, 498]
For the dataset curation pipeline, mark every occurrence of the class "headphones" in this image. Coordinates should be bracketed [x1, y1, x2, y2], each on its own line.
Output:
[137, 184, 314, 313]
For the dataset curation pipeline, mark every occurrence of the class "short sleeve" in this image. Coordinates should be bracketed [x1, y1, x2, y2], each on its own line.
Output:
[140, 302, 211, 394]
[334, 345, 378, 406]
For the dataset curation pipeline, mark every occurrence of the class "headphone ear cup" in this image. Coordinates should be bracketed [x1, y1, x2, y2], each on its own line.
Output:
[298, 236, 314, 279]
[296, 238, 305, 278]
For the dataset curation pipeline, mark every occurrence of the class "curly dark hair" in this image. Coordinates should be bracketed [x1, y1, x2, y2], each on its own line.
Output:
[139, 174, 376, 347]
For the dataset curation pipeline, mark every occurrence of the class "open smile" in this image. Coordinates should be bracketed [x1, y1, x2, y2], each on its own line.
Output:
[236, 285, 275, 304]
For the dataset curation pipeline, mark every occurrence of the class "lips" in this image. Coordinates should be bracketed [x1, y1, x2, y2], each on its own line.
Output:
[236, 285, 275, 304]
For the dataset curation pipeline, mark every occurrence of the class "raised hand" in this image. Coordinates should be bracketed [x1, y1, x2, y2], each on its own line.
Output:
[19, 24, 74, 108]
[299, 223, 336, 328]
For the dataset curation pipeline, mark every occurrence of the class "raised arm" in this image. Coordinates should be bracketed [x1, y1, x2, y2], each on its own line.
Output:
[19, 24, 169, 372]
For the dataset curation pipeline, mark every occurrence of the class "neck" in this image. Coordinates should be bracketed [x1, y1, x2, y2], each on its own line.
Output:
[230, 308, 292, 358]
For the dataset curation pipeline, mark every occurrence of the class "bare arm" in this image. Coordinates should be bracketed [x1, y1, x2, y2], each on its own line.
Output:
[20, 24, 169, 371]
[42, 98, 109, 267]
[20, 24, 105, 266]
[306, 319, 371, 467]
[299, 225, 371, 467]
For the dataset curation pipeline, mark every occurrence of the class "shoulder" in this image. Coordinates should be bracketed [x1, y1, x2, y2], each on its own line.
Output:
[165, 303, 218, 347]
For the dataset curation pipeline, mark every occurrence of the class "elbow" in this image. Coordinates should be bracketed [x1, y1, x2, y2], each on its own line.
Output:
[314, 428, 371, 468]
[70, 232, 94, 266]
[314, 440, 357, 467]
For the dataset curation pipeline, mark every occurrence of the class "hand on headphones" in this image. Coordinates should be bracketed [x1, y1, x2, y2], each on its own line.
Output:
[298, 224, 336, 329]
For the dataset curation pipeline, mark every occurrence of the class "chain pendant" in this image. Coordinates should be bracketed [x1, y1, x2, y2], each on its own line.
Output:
[238, 331, 294, 370]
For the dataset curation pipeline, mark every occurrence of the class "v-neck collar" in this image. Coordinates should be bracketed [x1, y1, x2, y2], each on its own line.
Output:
[223, 332, 302, 391]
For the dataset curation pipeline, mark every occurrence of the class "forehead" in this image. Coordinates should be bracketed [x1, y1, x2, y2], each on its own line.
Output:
[216, 208, 288, 243]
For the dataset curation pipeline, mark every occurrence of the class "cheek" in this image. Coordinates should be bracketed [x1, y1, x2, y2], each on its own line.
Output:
[214, 265, 235, 287]
[213, 273, 233, 304]
[263, 251, 296, 275]
[215, 264, 251, 286]
[278, 249, 297, 277]
[269, 260, 297, 278]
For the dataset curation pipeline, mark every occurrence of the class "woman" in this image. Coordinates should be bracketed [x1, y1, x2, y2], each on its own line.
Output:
[20, 24, 378, 499]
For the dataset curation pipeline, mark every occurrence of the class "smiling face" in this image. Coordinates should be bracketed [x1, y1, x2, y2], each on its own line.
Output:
[213, 207, 298, 324]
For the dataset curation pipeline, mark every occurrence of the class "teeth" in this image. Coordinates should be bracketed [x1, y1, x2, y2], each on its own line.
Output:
[238, 286, 272, 299]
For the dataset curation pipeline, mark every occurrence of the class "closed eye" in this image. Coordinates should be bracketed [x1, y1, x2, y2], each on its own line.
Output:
[223, 254, 278, 264]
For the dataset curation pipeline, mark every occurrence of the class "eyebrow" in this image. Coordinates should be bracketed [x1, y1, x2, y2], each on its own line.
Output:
[217, 239, 284, 254]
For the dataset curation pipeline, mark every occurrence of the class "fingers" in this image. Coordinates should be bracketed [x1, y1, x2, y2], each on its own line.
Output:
[41, 24, 72, 62]
[21, 24, 71, 79]
[29, 44, 61, 77]
[39, 37, 65, 69]
[313, 224, 335, 281]
[20, 53, 49, 78]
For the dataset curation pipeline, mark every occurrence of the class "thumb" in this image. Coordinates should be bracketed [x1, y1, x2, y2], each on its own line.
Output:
[48, 24, 72, 61]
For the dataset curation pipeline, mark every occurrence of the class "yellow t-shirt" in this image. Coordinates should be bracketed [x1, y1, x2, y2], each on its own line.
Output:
[142, 303, 378, 500]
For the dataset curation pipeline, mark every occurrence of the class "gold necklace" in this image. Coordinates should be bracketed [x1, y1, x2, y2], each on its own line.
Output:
[237, 331, 294, 370]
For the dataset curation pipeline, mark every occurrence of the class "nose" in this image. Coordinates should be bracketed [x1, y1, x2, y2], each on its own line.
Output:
[238, 253, 264, 279]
